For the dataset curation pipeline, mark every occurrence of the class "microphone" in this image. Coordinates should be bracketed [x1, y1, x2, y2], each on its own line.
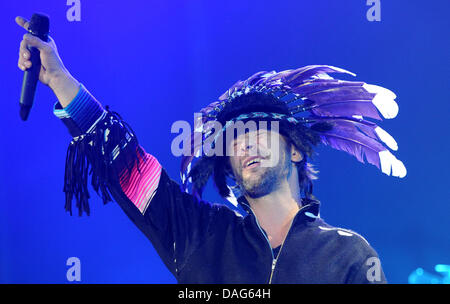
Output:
[19, 13, 50, 121]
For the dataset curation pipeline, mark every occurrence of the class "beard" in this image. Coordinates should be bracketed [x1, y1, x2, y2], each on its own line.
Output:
[234, 152, 291, 199]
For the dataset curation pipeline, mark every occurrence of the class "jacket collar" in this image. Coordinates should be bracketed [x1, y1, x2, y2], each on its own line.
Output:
[237, 196, 321, 223]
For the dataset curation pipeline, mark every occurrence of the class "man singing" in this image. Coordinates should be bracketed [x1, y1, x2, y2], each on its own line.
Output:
[16, 15, 406, 283]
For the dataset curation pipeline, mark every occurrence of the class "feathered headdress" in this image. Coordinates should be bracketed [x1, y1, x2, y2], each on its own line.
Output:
[180, 65, 406, 205]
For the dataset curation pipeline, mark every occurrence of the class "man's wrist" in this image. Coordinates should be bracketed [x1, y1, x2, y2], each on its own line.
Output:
[49, 72, 80, 108]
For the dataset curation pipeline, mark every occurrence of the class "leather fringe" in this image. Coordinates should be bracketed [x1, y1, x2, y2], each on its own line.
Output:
[63, 106, 143, 216]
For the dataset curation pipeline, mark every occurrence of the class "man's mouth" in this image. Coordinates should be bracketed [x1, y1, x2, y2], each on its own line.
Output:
[243, 156, 264, 169]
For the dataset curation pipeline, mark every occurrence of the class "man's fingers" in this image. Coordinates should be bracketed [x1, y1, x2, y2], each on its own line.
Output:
[15, 16, 30, 31]
[18, 34, 47, 71]
[17, 53, 31, 71]
[17, 57, 28, 71]
[18, 39, 29, 71]
[19, 39, 30, 59]
[16, 17, 51, 72]
[23, 33, 50, 52]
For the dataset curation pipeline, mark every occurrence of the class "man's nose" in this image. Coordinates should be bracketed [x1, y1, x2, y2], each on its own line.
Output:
[238, 139, 257, 156]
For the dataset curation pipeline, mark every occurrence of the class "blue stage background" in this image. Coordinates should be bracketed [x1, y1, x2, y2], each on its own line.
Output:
[0, 0, 449, 283]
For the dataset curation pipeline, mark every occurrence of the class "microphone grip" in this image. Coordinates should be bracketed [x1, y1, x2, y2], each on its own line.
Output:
[19, 47, 41, 121]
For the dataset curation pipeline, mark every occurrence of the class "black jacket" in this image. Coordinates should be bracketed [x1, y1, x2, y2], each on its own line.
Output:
[110, 169, 386, 284]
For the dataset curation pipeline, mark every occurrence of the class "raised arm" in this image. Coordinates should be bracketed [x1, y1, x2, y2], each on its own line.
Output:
[15, 16, 236, 277]
[16, 16, 162, 215]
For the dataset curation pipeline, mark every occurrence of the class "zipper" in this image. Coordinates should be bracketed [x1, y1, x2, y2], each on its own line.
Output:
[243, 202, 308, 284]
[251, 212, 277, 284]
[269, 259, 277, 283]
[242, 203, 275, 279]
[250, 206, 275, 261]
[268, 216, 296, 284]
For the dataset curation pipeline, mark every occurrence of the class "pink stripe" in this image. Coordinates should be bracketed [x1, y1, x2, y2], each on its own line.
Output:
[117, 147, 162, 211]
[135, 166, 161, 208]
[135, 172, 160, 211]
[128, 166, 161, 210]
[134, 158, 160, 204]
[122, 158, 152, 198]
[127, 158, 157, 202]
[120, 152, 152, 195]
[134, 165, 160, 208]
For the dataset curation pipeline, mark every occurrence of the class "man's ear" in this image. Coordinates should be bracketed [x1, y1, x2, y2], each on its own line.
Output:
[290, 145, 303, 163]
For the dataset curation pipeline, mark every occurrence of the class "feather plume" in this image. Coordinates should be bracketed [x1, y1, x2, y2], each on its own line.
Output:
[308, 115, 399, 151]
[313, 117, 406, 177]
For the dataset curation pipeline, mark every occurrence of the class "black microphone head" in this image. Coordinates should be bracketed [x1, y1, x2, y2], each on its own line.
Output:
[19, 104, 32, 121]
[29, 13, 50, 39]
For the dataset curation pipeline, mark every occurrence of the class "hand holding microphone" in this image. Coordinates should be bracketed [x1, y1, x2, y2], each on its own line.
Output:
[16, 14, 80, 119]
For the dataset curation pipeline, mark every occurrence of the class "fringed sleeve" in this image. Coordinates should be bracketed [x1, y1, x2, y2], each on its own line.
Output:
[53, 84, 162, 216]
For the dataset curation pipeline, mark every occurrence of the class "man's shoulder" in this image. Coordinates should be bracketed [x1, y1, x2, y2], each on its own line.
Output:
[306, 218, 385, 281]
[306, 218, 374, 252]
[293, 218, 387, 283]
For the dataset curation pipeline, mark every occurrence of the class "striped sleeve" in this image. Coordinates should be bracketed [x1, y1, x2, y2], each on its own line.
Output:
[53, 83, 107, 137]
[118, 147, 162, 214]
[54, 83, 162, 215]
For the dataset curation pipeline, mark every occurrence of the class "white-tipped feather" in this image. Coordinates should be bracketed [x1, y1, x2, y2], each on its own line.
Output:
[374, 126, 398, 151]
[379, 150, 407, 178]
[363, 84, 399, 119]
[364, 83, 397, 99]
